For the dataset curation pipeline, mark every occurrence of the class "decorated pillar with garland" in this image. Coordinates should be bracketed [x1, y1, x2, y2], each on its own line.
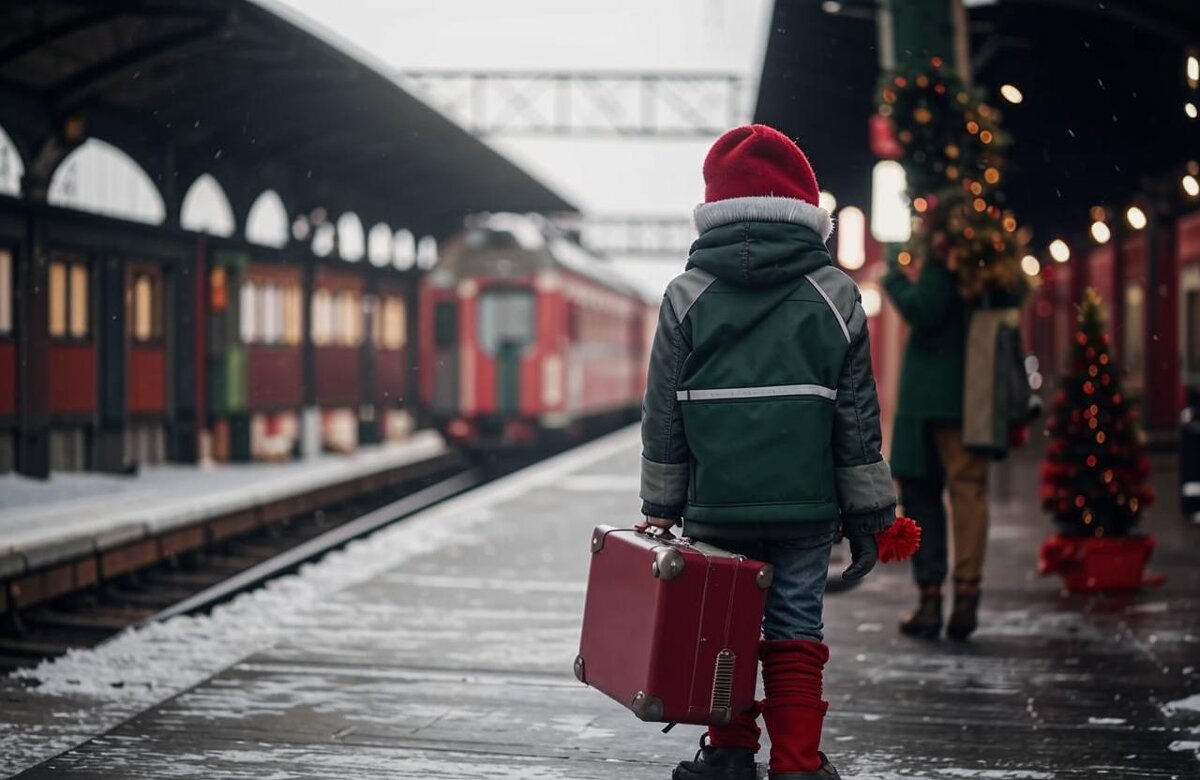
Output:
[874, 0, 1029, 300]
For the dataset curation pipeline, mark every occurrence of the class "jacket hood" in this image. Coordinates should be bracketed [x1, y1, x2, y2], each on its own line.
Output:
[687, 197, 835, 288]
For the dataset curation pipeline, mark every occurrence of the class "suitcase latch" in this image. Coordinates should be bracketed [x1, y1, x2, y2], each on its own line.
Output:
[651, 546, 686, 581]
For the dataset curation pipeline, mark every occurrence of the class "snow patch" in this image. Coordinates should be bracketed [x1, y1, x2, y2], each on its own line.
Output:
[1087, 717, 1127, 725]
[1165, 693, 1200, 715]
[935, 770, 1054, 779]
[1167, 740, 1199, 759]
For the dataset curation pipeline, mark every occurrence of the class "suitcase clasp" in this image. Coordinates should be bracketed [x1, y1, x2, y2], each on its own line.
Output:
[651, 546, 686, 581]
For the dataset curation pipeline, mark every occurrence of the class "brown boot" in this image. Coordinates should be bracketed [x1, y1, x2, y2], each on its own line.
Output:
[899, 584, 943, 639]
[946, 580, 981, 641]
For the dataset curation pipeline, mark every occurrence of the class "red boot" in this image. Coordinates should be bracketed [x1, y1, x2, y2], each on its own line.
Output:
[760, 640, 841, 779]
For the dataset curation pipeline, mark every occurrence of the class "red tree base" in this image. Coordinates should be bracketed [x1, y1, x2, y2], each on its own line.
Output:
[1038, 533, 1166, 593]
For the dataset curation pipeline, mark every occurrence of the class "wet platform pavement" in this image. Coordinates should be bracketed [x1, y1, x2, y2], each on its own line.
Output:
[3, 426, 1199, 779]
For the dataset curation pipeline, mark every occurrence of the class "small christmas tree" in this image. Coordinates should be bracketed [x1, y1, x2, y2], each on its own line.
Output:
[1040, 289, 1154, 537]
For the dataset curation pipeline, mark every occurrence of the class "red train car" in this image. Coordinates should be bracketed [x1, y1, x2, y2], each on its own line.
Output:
[420, 214, 651, 449]
[372, 280, 414, 443]
[312, 267, 364, 454]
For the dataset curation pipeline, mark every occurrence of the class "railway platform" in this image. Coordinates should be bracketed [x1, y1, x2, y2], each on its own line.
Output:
[0, 433, 450, 613]
[3, 426, 1199, 778]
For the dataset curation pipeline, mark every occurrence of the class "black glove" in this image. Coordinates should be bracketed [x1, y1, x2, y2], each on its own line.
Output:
[841, 532, 878, 582]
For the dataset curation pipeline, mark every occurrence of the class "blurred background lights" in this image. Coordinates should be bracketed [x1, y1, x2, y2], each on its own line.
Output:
[1187, 102, 1199, 120]
[860, 285, 882, 318]
[870, 161, 912, 243]
[1021, 254, 1041, 276]
[1184, 174, 1200, 198]
[999, 84, 1023, 104]
[1089, 220, 1111, 244]
[836, 206, 866, 270]
[1125, 205, 1148, 230]
[818, 190, 837, 213]
[1049, 239, 1071, 263]
[1189, 54, 1199, 85]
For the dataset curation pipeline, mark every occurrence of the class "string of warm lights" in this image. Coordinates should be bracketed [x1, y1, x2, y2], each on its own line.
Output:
[1040, 288, 1154, 537]
[1039, 51, 1199, 270]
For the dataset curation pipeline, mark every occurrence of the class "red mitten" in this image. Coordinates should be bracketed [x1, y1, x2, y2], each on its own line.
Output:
[876, 516, 921, 563]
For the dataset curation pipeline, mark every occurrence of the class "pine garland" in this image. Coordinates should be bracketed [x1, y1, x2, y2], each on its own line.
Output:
[1039, 289, 1154, 536]
[878, 57, 1029, 300]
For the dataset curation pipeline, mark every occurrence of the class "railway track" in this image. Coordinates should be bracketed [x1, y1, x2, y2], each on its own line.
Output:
[0, 447, 548, 674]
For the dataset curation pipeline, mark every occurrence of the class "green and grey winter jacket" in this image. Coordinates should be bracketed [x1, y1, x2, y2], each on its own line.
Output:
[639, 197, 897, 540]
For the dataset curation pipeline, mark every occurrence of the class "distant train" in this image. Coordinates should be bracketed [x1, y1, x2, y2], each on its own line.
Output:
[420, 213, 655, 450]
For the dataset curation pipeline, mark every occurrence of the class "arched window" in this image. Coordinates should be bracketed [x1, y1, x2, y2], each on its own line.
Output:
[367, 223, 392, 266]
[180, 173, 236, 237]
[48, 139, 165, 224]
[416, 235, 439, 270]
[336, 212, 365, 262]
[393, 229, 416, 270]
[311, 222, 336, 258]
[245, 190, 289, 248]
[0, 124, 23, 197]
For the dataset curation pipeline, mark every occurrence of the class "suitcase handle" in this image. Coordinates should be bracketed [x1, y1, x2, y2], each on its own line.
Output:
[633, 521, 677, 540]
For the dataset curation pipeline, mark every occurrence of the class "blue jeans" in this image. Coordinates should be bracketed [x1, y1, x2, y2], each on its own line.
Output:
[716, 534, 834, 642]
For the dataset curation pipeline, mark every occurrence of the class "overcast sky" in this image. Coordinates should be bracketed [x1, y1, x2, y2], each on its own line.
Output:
[271, 0, 775, 293]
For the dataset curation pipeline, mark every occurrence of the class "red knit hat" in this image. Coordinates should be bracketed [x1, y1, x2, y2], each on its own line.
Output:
[703, 125, 820, 205]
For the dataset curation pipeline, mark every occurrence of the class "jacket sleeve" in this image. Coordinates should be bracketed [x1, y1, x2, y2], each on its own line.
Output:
[640, 295, 690, 518]
[833, 296, 898, 536]
[882, 260, 955, 330]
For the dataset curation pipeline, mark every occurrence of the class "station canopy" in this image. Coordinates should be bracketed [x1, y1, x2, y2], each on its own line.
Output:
[0, 0, 574, 237]
[756, 0, 1200, 243]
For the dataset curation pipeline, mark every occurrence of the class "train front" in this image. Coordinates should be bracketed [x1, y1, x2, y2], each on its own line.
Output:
[419, 215, 565, 449]
[419, 214, 649, 451]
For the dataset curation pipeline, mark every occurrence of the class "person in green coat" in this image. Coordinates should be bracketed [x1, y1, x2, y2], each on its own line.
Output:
[882, 227, 989, 642]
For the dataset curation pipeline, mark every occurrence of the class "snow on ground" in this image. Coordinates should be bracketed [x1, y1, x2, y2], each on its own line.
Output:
[1165, 693, 1200, 715]
[0, 427, 639, 776]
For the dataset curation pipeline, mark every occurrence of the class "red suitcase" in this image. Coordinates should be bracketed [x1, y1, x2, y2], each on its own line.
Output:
[575, 525, 772, 725]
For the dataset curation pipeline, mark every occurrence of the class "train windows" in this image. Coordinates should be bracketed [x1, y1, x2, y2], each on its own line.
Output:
[131, 272, 162, 343]
[434, 302, 457, 348]
[478, 289, 534, 355]
[243, 279, 302, 345]
[0, 249, 11, 335]
[336, 290, 362, 346]
[239, 281, 258, 343]
[262, 284, 282, 344]
[283, 286, 303, 345]
[210, 266, 228, 312]
[377, 297, 406, 349]
[312, 288, 333, 346]
[49, 257, 89, 339]
[69, 265, 88, 337]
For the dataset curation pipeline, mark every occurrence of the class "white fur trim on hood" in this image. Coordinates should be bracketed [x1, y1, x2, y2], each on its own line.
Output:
[693, 196, 834, 241]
